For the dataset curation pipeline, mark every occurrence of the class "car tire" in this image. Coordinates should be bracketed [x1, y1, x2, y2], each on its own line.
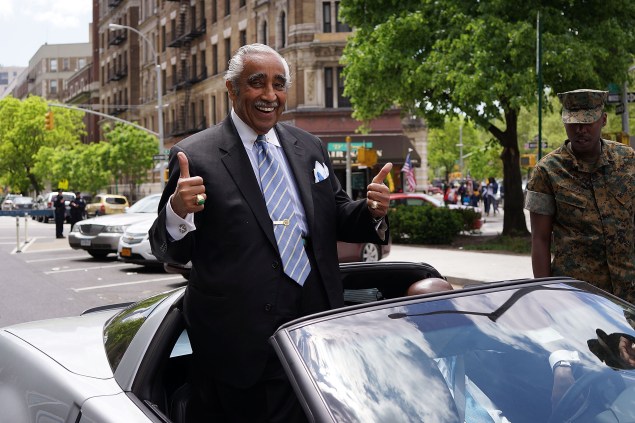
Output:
[360, 243, 381, 262]
[88, 250, 109, 259]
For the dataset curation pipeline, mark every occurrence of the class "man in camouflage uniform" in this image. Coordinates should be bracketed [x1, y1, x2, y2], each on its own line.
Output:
[525, 89, 635, 303]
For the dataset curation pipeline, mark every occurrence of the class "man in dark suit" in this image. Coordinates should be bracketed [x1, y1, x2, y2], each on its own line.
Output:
[53, 189, 66, 238]
[149, 43, 392, 422]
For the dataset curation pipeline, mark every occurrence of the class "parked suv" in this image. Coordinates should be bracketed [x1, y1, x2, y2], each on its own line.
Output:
[85, 194, 129, 217]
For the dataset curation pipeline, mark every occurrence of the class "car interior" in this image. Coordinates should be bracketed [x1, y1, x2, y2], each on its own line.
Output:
[129, 261, 445, 423]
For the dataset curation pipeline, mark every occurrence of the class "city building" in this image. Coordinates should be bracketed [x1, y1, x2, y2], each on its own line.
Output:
[0, 66, 26, 99]
[97, 0, 428, 192]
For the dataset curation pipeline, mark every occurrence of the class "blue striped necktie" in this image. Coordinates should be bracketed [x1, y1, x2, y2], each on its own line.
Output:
[255, 135, 311, 285]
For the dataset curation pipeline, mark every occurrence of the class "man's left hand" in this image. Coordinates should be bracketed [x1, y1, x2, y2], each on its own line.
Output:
[366, 163, 393, 219]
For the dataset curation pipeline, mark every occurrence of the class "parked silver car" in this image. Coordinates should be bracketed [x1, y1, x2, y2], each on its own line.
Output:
[68, 194, 160, 258]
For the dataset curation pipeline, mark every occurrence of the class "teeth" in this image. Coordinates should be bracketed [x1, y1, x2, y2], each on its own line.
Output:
[256, 105, 275, 112]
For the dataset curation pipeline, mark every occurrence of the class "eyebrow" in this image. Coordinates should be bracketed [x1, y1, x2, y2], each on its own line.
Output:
[247, 72, 287, 85]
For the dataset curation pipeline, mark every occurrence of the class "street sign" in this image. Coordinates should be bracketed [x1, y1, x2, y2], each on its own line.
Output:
[616, 103, 625, 115]
[607, 92, 635, 104]
[525, 142, 548, 149]
[153, 154, 168, 161]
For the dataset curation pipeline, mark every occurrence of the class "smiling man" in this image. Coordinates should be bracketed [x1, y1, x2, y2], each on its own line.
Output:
[149, 43, 392, 422]
[525, 89, 635, 303]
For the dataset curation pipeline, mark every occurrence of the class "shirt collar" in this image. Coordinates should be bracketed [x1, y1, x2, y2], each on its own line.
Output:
[230, 109, 280, 151]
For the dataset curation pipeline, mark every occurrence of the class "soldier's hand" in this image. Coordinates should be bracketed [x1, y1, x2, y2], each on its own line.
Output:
[367, 162, 393, 219]
[170, 152, 206, 218]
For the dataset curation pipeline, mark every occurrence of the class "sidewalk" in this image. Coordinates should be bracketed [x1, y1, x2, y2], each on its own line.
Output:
[385, 206, 534, 287]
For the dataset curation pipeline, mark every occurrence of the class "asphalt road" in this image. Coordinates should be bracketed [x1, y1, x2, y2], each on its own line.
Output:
[0, 216, 186, 327]
[0, 208, 528, 327]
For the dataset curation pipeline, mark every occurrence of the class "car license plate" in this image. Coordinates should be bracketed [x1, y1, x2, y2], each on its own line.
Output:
[80, 239, 91, 247]
[121, 247, 131, 257]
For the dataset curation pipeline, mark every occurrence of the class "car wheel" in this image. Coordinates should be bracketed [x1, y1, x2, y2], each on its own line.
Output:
[360, 243, 381, 262]
[88, 250, 109, 259]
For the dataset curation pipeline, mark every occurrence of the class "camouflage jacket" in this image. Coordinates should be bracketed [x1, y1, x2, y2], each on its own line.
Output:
[525, 139, 635, 303]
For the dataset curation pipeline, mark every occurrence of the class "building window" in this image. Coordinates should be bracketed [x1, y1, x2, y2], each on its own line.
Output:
[322, 2, 331, 33]
[335, 2, 351, 32]
[261, 21, 268, 45]
[337, 67, 350, 107]
[279, 12, 286, 48]
[0, 72, 8, 85]
[225, 0, 230, 16]
[50, 79, 58, 94]
[79, 58, 86, 69]
[161, 25, 166, 52]
[224, 37, 231, 71]
[212, 44, 218, 75]
[239, 0, 245, 7]
[240, 30, 247, 47]
[324, 68, 333, 108]
[324, 66, 349, 108]
[212, 95, 217, 125]
[211, 0, 217, 23]
[323, 2, 351, 33]
[50, 59, 58, 72]
[224, 91, 229, 115]
[63, 58, 70, 71]
[201, 49, 207, 77]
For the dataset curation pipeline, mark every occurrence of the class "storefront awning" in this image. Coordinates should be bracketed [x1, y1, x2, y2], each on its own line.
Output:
[320, 134, 421, 167]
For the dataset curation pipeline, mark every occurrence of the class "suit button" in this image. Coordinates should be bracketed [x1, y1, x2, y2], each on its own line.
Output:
[272, 261, 279, 269]
[264, 304, 272, 312]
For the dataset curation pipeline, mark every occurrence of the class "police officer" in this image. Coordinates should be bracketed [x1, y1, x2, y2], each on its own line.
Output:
[525, 89, 635, 303]
[69, 191, 86, 230]
[53, 189, 66, 238]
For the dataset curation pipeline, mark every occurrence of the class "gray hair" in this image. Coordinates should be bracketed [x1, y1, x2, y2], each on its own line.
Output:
[224, 43, 291, 94]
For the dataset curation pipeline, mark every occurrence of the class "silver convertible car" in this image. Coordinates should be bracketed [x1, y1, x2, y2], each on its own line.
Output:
[2, 262, 635, 422]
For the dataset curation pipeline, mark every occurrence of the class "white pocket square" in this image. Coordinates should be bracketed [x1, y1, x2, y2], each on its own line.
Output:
[313, 161, 329, 182]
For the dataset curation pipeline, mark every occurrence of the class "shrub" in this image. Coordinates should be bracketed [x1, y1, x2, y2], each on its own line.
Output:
[452, 207, 483, 232]
[389, 205, 464, 244]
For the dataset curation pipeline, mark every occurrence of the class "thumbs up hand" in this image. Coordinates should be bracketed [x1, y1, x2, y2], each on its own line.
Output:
[366, 162, 393, 219]
[169, 152, 206, 218]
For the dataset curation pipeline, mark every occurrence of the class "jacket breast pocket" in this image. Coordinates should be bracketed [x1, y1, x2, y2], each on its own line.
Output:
[555, 189, 587, 219]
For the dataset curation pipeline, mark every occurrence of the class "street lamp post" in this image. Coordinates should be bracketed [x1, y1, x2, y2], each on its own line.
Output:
[109, 23, 165, 189]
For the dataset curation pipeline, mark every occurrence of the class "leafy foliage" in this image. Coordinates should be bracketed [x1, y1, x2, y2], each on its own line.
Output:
[389, 205, 464, 244]
[340, 0, 635, 236]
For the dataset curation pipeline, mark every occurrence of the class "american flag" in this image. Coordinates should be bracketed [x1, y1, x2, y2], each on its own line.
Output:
[402, 151, 416, 192]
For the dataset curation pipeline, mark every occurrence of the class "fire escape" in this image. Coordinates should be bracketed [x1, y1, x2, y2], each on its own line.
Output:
[167, 0, 207, 137]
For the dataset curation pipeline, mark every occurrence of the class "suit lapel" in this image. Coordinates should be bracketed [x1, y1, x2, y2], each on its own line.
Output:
[276, 124, 315, 233]
[217, 118, 278, 249]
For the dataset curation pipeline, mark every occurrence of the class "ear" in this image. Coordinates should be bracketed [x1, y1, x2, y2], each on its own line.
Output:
[226, 80, 236, 101]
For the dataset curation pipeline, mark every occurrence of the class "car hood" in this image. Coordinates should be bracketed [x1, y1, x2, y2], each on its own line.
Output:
[78, 212, 157, 227]
[123, 214, 157, 233]
[3, 308, 121, 379]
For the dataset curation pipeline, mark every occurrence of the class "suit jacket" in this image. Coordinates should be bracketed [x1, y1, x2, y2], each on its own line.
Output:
[149, 116, 387, 387]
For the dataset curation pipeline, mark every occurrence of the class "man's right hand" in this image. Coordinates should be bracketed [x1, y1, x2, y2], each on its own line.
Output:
[169, 152, 206, 219]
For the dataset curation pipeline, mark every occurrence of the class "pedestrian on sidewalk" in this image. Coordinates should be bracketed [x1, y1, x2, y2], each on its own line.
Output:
[525, 88, 635, 303]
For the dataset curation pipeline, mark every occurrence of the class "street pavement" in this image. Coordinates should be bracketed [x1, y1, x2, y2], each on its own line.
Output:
[16, 206, 533, 288]
[384, 207, 534, 287]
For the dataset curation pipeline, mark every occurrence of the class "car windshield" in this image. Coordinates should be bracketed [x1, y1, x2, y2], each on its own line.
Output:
[126, 194, 161, 213]
[284, 282, 635, 422]
[103, 291, 172, 372]
[13, 197, 33, 204]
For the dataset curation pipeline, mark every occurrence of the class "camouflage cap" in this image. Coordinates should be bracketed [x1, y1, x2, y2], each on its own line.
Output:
[557, 89, 608, 124]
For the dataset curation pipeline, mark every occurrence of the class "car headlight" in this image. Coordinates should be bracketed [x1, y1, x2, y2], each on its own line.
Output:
[104, 225, 125, 233]
[71, 224, 80, 232]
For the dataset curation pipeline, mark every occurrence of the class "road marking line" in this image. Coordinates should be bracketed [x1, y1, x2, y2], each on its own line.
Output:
[25, 255, 91, 263]
[73, 275, 184, 292]
[44, 263, 130, 274]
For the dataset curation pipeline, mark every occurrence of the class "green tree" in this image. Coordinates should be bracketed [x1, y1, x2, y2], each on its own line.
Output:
[0, 96, 85, 194]
[103, 123, 158, 200]
[341, 0, 635, 236]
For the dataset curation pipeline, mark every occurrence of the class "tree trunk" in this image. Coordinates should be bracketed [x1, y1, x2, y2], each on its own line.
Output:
[487, 109, 530, 237]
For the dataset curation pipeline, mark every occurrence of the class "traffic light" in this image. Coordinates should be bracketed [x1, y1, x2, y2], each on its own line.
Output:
[357, 147, 378, 167]
[44, 111, 54, 130]
[164, 168, 169, 182]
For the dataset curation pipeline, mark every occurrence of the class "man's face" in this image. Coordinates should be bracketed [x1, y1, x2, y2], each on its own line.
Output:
[564, 113, 606, 157]
[226, 52, 287, 135]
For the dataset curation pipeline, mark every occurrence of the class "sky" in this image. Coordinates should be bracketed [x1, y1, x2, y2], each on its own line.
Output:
[0, 0, 92, 67]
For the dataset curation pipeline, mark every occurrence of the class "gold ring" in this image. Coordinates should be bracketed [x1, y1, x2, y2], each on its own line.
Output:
[196, 194, 205, 206]
[371, 200, 379, 210]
